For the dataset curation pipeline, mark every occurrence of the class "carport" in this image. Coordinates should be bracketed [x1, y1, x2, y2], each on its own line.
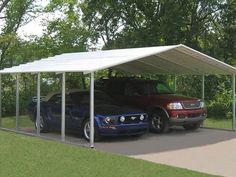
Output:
[0, 44, 236, 148]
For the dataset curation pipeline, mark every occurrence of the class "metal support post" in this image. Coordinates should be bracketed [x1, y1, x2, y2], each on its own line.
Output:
[200, 75, 205, 128]
[36, 73, 41, 136]
[0, 74, 2, 127]
[16, 74, 20, 130]
[61, 72, 66, 141]
[233, 74, 235, 131]
[202, 75, 205, 101]
[90, 72, 95, 148]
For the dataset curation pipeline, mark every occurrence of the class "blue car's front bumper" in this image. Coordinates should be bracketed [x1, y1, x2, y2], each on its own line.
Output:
[98, 122, 148, 136]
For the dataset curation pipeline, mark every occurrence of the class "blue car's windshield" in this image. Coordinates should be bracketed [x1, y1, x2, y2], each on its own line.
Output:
[70, 92, 114, 105]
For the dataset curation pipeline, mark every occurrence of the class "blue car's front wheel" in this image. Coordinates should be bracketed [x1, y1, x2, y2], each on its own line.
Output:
[35, 115, 49, 133]
[82, 119, 101, 141]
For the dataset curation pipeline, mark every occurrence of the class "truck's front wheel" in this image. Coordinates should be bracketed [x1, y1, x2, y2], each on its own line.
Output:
[149, 110, 169, 133]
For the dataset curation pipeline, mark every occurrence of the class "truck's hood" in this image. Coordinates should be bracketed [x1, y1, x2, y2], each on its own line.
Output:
[149, 94, 200, 103]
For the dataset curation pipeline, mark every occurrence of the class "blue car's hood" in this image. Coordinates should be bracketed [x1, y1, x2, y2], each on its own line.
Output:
[95, 104, 142, 116]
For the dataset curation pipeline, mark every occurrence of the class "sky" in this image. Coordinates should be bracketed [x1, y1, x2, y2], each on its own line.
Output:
[5, 0, 104, 49]
[18, 0, 49, 38]
[18, 16, 45, 38]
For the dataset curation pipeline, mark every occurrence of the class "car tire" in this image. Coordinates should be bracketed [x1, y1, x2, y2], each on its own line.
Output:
[183, 123, 200, 131]
[34, 114, 49, 133]
[82, 119, 102, 142]
[149, 110, 169, 133]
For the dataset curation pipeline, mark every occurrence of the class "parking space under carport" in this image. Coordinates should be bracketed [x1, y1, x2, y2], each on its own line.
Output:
[1, 44, 236, 149]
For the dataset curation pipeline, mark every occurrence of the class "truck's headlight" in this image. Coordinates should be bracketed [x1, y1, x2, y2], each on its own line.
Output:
[200, 101, 205, 108]
[167, 102, 183, 110]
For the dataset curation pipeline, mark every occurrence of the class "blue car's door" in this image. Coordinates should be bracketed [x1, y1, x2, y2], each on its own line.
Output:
[66, 93, 91, 130]
[65, 104, 85, 130]
[47, 94, 71, 129]
[47, 93, 86, 131]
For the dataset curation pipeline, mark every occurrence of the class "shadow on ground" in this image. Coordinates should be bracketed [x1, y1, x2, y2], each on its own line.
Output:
[95, 127, 236, 155]
[6, 126, 236, 156]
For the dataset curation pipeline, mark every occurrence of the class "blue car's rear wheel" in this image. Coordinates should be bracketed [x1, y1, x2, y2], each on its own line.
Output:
[82, 119, 101, 141]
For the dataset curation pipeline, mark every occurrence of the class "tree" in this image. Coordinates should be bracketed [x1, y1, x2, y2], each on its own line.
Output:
[81, 0, 222, 51]
[0, 0, 11, 14]
[219, 0, 236, 64]
[0, 0, 36, 69]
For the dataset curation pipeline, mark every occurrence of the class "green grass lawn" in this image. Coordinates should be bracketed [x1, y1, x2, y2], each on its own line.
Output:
[204, 117, 232, 130]
[0, 131, 218, 177]
[1, 115, 34, 129]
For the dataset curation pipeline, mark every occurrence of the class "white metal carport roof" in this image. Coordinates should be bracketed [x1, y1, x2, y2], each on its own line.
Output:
[1, 44, 236, 75]
[0, 44, 236, 148]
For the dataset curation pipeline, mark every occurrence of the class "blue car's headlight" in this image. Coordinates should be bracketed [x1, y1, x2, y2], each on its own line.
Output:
[103, 117, 115, 124]
[120, 116, 125, 122]
[140, 115, 145, 121]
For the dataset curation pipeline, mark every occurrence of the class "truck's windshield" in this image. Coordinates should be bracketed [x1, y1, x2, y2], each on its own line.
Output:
[155, 83, 174, 94]
[125, 82, 174, 96]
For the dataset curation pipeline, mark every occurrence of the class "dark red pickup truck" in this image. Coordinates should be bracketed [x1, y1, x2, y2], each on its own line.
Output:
[96, 77, 207, 133]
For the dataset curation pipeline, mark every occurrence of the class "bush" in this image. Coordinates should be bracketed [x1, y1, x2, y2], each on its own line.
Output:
[207, 83, 232, 119]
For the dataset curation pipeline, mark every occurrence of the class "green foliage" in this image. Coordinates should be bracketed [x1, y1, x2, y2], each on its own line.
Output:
[204, 117, 232, 129]
[42, 0, 94, 54]
[218, 0, 236, 64]
[176, 75, 203, 98]
[0, 0, 36, 68]
[1, 74, 36, 116]
[81, 0, 223, 50]
[1, 115, 33, 128]
[176, 75, 233, 119]
[207, 83, 232, 119]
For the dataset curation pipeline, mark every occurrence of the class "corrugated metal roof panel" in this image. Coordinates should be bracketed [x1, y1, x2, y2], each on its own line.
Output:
[0, 44, 235, 75]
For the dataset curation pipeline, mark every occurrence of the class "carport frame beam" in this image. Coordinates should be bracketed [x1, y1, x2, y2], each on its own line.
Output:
[0, 74, 2, 127]
[61, 72, 66, 142]
[36, 73, 41, 136]
[16, 74, 20, 130]
[202, 75, 205, 101]
[90, 72, 95, 148]
[233, 74, 235, 131]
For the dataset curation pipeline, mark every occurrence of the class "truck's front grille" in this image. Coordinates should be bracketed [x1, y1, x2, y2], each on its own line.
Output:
[182, 102, 200, 109]
[188, 113, 202, 118]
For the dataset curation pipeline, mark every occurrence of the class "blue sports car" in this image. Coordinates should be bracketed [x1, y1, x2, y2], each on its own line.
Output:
[28, 90, 148, 141]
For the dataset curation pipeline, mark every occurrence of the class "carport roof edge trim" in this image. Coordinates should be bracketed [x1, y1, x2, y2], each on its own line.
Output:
[0, 44, 236, 75]
[176, 44, 236, 74]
